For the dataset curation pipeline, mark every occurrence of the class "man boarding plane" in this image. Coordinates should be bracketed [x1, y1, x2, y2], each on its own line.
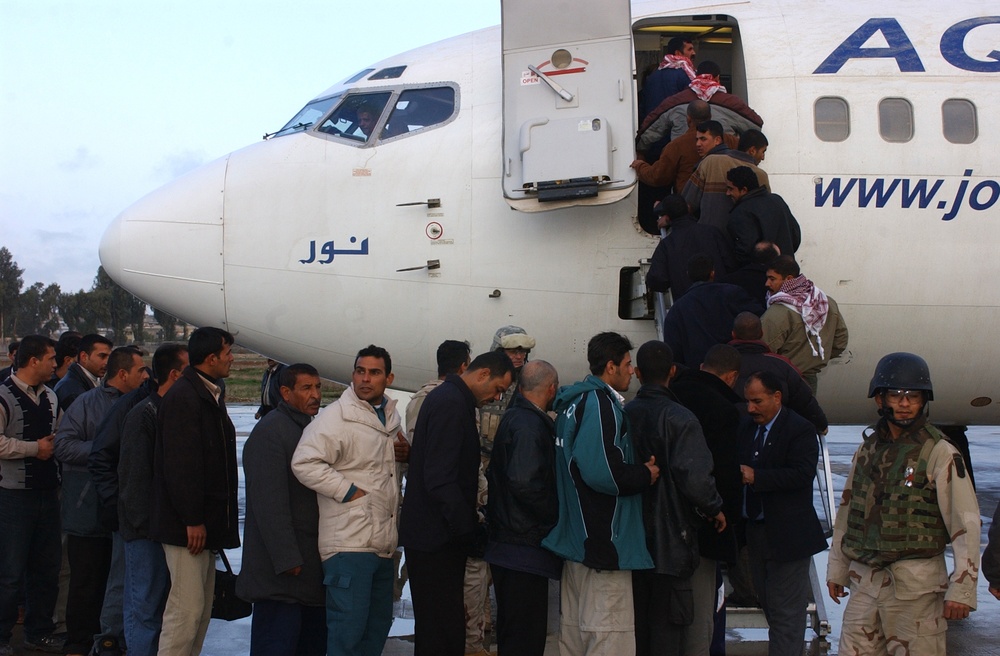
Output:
[100, 0, 999, 429]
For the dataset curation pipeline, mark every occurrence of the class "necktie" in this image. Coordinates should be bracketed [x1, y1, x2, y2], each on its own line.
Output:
[746, 425, 766, 520]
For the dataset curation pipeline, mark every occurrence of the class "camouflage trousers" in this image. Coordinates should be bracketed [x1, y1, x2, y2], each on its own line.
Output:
[464, 557, 491, 653]
[839, 565, 946, 656]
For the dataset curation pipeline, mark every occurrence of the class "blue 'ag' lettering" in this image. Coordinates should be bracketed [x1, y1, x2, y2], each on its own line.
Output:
[940, 17, 1000, 73]
[814, 18, 925, 74]
[815, 178, 857, 207]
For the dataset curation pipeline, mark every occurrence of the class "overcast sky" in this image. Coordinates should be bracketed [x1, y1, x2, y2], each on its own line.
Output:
[0, 0, 500, 293]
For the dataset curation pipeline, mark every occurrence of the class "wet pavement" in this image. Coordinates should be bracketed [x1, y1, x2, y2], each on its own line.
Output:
[12, 406, 999, 655]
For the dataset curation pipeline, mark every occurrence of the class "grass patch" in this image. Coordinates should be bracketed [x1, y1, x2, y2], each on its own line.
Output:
[224, 348, 345, 404]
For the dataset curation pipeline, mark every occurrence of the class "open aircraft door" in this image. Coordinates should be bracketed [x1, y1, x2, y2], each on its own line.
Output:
[501, 0, 637, 211]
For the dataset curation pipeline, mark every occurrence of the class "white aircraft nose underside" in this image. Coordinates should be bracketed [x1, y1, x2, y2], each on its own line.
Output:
[99, 156, 230, 329]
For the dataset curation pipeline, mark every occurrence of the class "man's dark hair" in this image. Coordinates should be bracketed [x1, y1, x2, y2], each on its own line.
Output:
[768, 254, 800, 279]
[665, 36, 693, 56]
[655, 194, 689, 221]
[468, 351, 516, 379]
[279, 363, 320, 390]
[738, 129, 768, 152]
[703, 344, 741, 374]
[79, 334, 114, 359]
[7, 341, 18, 356]
[687, 253, 715, 282]
[188, 327, 234, 366]
[437, 340, 471, 377]
[355, 345, 392, 375]
[695, 60, 721, 78]
[746, 370, 783, 396]
[106, 346, 144, 380]
[15, 335, 56, 369]
[635, 340, 674, 385]
[696, 120, 724, 140]
[152, 343, 189, 385]
[732, 312, 764, 341]
[55, 331, 82, 365]
[753, 241, 780, 265]
[587, 332, 633, 376]
[686, 99, 712, 122]
[726, 166, 760, 192]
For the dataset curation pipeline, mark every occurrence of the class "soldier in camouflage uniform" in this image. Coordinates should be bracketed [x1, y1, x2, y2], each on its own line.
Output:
[827, 353, 980, 656]
[478, 326, 536, 463]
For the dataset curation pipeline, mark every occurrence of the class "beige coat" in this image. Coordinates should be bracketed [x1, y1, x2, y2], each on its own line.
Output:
[761, 295, 848, 377]
[292, 384, 401, 560]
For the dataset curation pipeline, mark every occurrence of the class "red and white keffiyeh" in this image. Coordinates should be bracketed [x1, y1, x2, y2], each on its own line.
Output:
[688, 73, 726, 101]
[767, 275, 830, 359]
[657, 54, 696, 81]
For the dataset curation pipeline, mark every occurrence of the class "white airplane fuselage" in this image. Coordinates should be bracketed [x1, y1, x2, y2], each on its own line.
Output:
[100, 1, 1000, 425]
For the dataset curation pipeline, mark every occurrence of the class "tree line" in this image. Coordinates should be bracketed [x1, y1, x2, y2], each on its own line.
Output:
[0, 246, 182, 344]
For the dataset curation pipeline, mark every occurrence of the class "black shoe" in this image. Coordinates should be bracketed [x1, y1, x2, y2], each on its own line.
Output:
[23, 634, 65, 654]
[90, 637, 122, 656]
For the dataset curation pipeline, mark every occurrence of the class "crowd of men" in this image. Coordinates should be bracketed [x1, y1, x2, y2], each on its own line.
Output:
[1, 34, 998, 656]
[2, 311, 1000, 656]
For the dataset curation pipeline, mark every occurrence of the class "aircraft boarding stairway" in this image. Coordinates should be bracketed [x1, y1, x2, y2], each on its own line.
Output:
[642, 262, 834, 642]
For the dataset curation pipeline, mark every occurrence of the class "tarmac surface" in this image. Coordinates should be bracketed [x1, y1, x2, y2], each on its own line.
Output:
[11, 407, 1000, 655]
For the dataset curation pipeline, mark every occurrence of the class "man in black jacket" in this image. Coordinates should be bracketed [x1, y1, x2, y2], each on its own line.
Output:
[399, 351, 514, 656]
[54, 333, 113, 412]
[739, 371, 827, 656]
[726, 165, 801, 266]
[117, 343, 188, 656]
[150, 327, 240, 655]
[662, 254, 763, 367]
[659, 344, 744, 656]
[646, 194, 736, 300]
[626, 341, 725, 656]
[484, 360, 560, 656]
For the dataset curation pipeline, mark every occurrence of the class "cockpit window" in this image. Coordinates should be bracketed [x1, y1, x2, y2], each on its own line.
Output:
[343, 68, 375, 84]
[379, 87, 457, 140]
[272, 94, 342, 138]
[369, 66, 407, 80]
[317, 92, 393, 142]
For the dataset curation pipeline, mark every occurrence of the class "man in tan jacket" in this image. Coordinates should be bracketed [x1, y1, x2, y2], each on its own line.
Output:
[292, 344, 409, 656]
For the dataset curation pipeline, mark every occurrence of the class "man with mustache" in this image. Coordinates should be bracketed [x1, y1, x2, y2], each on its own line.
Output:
[738, 371, 826, 656]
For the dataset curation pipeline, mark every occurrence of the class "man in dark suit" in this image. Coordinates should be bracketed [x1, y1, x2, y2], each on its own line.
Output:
[739, 371, 826, 656]
[398, 351, 515, 656]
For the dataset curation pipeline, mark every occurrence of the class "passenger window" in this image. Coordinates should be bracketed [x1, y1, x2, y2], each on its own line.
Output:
[380, 87, 457, 140]
[317, 92, 393, 143]
[814, 97, 850, 142]
[942, 99, 977, 144]
[369, 66, 407, 80]
[879, 98, 914, 143]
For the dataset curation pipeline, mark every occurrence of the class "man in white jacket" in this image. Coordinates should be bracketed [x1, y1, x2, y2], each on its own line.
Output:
[292, 345, 409, 656]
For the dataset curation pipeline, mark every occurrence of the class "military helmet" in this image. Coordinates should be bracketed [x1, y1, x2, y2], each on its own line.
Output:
[867, 352, 933, 400]
[490, 325, 536, 352]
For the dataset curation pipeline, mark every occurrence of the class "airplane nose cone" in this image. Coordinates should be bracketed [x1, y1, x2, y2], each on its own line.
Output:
[98, 156, 231, 328]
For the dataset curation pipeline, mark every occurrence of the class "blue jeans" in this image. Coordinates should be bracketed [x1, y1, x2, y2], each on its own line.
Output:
[0, 488, 61, 643]
[123, 538, 169, 655]
[322, 553, 394, 656]
[250, 600, 326, 656]
[97, 531, 126, 645]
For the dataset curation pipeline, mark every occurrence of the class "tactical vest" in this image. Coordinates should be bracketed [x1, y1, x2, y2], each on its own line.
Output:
[478, 381, 517, 463]
[842, 423, 949, 566]
[0, 378, 60, 490]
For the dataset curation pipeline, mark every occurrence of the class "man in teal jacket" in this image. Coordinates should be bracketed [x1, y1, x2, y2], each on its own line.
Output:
[543, 332, 659, 655]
